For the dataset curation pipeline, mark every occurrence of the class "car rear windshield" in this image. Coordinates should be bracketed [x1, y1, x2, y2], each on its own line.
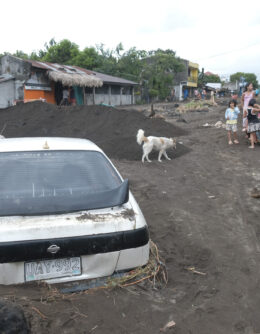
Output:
[0, 150, 124, 216]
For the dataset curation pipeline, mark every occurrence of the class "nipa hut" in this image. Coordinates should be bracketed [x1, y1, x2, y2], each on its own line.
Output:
[0, 55, 137, 108]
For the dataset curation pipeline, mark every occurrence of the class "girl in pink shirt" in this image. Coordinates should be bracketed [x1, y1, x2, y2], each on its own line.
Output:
[241, 83, 255, 131]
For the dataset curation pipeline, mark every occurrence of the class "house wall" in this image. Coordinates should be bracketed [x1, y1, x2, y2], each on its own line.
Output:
[0, 56, 31, 105]
[223, 81, 239, 91]
[174, 84, 182, 101]
[1, 55, 30, 81]
[173, 59, 189, 85]
[24, 82, 55, 103]
[188, 68, 198, 87]
[173, 59, 199, 100]
[85, 84, 135, 106]
[1, 55, 137, 107]
[0, 79, 16, 108]
[85, 93, 134, 106]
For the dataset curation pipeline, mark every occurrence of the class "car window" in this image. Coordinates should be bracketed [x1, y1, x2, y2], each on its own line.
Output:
[0, 150, 123, 216]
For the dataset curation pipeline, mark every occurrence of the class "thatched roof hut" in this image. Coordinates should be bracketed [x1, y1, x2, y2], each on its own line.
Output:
[47, 70, 103, 88]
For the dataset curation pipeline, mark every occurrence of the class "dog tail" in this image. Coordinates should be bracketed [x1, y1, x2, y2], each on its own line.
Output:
[137, 129, 146, 145]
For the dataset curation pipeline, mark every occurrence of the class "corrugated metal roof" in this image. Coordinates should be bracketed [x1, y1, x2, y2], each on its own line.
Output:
[24, 59, 102, 87]
[25, 59, 93, 75]
[25, 60, 137, 85]
[92, 71, 138, 85]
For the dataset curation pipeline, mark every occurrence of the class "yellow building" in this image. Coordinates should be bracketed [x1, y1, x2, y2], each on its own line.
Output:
[187, 61, 199, 88]
[173, 59, 199, 100]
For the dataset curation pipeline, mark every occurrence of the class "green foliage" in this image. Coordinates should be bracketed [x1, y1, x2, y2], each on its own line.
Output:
[198, 72, 221, 87]
[71, 47, 101, 70]
[1, 39, 186, 101]
[13, 50, 29, 60]
[42, 39, 80, 64]
[93, 43, 118, 75]
[116, 47, 147, 81]
[140, 49, 184, 100]
[230, 72, 258, 88]
[149, 88, 159, 98]
[204, 74, 221, 83]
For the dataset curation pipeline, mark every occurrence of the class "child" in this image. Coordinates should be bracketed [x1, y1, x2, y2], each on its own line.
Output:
[241, 83, 255, 132]
[225, 99, 240, 145]
[247, 98, 260, 148]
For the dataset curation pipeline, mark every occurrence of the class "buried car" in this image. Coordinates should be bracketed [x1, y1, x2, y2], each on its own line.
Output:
[0, 137, 149, 285]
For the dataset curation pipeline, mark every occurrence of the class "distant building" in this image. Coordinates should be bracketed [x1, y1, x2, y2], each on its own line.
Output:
[0, 74, 16, 109]
[173, 59, 199, 101]
[205, 83, 222, 90]
[222, 81, 239, 93]
[0, 55, 137, 108]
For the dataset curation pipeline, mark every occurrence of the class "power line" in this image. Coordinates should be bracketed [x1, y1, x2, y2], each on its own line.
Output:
[199, 40, 260, 61]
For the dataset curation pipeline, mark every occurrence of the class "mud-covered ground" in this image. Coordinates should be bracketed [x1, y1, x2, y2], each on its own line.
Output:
[0, 98, 260, 334]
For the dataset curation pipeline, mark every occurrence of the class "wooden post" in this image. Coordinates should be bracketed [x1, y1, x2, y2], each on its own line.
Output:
[120, 86, 123, 105]
[108, 85, 111, 105]
[83, 87, 86, 105]
[93, 87, 95, 105]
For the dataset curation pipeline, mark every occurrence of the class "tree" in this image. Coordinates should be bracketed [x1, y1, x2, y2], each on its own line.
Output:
[204, 74, 221, 83]
[1, 39, 189, 102]
[140, 49, 184, 100]
[230, 72, 258, 88]
[12, 50, 29, 60]
[115, 42, 124, 58]
[42, 39, 80, 64]
[94, 43, 118, 75]
[71, 47, 101, 70]
[198, 71, 221, 87]
[116, 47, 147, 81]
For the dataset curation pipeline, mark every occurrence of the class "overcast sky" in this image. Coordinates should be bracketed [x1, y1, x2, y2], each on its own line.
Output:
[1, 0, 260, 81]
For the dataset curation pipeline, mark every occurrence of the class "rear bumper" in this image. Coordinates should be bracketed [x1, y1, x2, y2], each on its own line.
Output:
[0, 226, 149, 263]
[0, 243, 150, 285]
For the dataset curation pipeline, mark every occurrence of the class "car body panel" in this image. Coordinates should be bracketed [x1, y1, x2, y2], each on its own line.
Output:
[0, 137, 150, 285]
[0, 137, 102, 153]
[0, 244, 149, 285]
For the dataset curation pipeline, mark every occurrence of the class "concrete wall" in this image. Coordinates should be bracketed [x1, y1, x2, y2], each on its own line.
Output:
[0, 55, 31, 106]
[1, 55, 30, 81]
[174, 85, 182, 101]
[0, 79, 16, 108]
[173, 59, 189, 85]
[85, 93, 134, 106]
[85, 84, 135, 106]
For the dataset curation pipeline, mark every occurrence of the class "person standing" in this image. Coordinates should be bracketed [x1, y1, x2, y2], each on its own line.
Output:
[241, 83, 255, 131]
[183, 88, 189, 100]
[60, 87, 69, 106]
[246, 98, 260, 148]
[225, 99, 240, 145]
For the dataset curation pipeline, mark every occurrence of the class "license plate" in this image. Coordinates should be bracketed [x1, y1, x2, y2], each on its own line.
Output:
[25, 257, 81, 282]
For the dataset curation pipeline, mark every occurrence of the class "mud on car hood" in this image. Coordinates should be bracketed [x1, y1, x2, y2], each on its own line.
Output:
[0, 201, 140, 243]
[0, 199, 149, 263]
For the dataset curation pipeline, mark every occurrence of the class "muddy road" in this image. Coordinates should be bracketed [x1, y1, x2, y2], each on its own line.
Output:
[0, 99, 259, 334]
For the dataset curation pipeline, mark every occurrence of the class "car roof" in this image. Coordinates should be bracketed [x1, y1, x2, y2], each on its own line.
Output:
[0, 137, 103, 153]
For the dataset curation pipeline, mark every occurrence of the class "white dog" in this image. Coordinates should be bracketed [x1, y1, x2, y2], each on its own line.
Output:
[137, 129, 176, 163]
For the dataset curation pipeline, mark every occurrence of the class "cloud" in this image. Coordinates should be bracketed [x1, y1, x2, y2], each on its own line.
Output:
[1, 0, 260, 82]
